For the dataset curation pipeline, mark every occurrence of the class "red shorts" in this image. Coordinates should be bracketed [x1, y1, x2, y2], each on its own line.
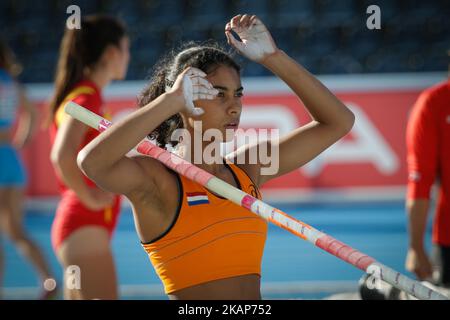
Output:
[51, 190, 121, 251]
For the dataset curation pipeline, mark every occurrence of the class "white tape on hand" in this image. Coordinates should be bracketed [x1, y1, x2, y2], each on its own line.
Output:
[226, 16, 277, 62]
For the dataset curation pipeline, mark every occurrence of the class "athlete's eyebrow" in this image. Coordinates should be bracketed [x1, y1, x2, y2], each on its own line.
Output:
[213, 85, 244, 92]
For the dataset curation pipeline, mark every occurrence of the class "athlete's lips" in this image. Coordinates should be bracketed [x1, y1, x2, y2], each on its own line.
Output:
[224, 122, 239, 129]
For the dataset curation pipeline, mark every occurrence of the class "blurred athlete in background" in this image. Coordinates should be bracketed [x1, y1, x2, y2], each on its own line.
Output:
[405, 73, 450, 288]
[0, 38, 56, 299]
[47, 15, 129, 299]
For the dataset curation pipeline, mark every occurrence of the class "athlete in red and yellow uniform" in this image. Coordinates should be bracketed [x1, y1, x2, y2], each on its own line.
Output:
[48, 15, 129, 300]
[50, 80, 121, 251]
[406, 79, 450, 286]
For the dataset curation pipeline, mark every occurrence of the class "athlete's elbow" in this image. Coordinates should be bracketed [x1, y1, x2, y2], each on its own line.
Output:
[333, 108, 355, 137]
[77, 147, 100, 179]
[324, 105, 355, 138]
[341, 110, 355, 134]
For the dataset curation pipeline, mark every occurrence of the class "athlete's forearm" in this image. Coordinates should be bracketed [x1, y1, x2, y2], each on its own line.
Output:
[407, 199, 430, 251]
[12, 108, 35, 147]
[79, 92, 183, 172]
[262, 50, 354, 133]
[52, 150, 93, 201]
[13, 87, 36, 147]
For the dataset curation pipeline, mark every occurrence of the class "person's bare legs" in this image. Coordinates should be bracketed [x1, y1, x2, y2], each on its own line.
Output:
[0, 188, 55, 296]
[0, 234, 3, 299]
[0, 189, 6, 300]
[56, 226, 118, 300]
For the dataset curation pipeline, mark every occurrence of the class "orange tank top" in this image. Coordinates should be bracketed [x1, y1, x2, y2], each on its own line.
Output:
[142, 162, 268, 294]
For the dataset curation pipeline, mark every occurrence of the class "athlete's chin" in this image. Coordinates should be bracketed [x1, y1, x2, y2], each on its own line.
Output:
[115, 69, 128, 81]
[223, 127, 237, 141]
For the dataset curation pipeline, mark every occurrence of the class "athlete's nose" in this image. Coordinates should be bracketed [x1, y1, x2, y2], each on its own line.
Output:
[227, 98, 242, 116]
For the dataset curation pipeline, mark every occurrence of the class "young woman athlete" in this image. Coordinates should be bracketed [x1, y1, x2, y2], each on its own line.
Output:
[78, 14, 355, 300]
[48, 15, 129, 299]
[0, 39, 56, 299]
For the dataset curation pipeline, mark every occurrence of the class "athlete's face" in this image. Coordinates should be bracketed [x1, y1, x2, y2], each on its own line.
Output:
[109, 36, 130, 80]
[183, 64, 243, 143]
[116, 36, 130, 80]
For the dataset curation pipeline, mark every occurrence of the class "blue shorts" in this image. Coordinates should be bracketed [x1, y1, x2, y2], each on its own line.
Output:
[0, 144, 27, 188]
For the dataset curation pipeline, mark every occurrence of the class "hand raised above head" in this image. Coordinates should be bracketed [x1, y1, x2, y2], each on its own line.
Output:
[225, 14, 278, 63]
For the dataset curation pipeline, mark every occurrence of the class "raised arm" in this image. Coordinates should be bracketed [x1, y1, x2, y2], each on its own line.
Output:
[77, 68, 218, 198]
[225, 15, 355, 185]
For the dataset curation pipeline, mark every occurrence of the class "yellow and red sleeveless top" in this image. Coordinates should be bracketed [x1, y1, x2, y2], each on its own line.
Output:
[142, 162, 268, 294]
[49, 79, 120, 223]
[50, 79, 104, 193]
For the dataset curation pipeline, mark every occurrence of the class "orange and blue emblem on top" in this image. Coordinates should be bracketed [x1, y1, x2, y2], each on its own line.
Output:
[186, 192, 209, 206]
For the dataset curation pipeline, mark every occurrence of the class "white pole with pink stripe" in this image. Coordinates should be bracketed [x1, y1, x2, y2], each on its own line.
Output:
[65, 101, 448, 300]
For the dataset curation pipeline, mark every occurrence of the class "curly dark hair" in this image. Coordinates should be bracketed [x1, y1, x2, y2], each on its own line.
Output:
[138, 41, 241, 149]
